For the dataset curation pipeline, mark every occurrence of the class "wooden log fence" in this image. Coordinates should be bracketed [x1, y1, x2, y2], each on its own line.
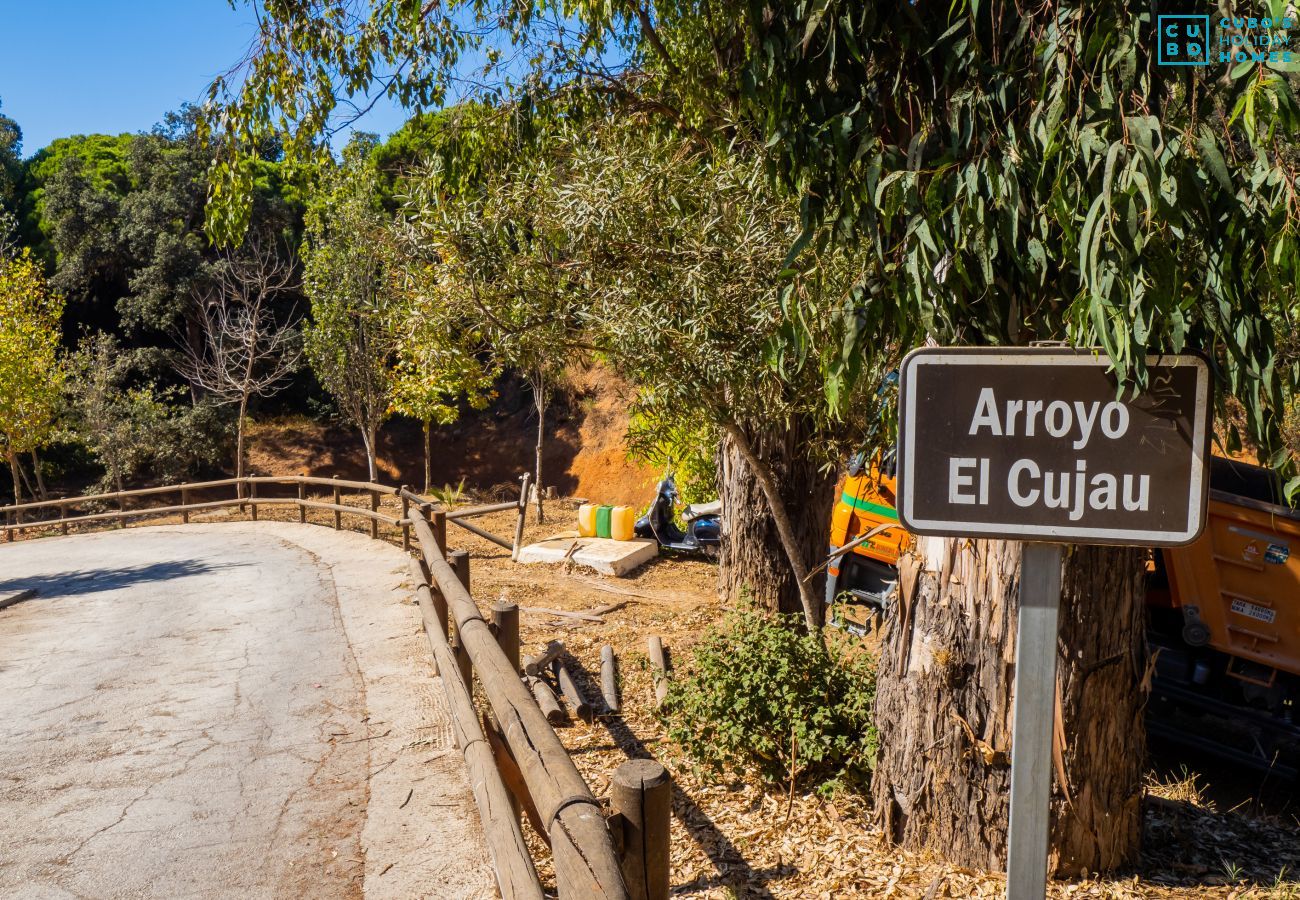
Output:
[1, 475, 402, 541]
[1, 472, 644, 899]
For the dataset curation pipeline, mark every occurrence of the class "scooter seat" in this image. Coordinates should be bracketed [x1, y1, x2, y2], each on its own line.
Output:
[683, 499, 722, 520]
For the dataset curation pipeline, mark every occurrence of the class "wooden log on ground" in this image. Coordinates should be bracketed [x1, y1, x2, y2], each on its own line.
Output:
[553, 659, 594, 724]
[521, 606, 605, 623]
[648, 637, 670, 709]
[412, 579, 543, 900]
[610, 759, 671, 900]
[523, 640, 565, 677]
[600, 645, 620, 714]
[525, 675, 566, 726]
[410, 515, 628, 899]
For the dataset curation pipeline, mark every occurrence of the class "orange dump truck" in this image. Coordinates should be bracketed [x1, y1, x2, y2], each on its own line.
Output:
[825, 451, 911, 631]
[827, 452, 1300, 769]
[1147, 458, 1300, 773]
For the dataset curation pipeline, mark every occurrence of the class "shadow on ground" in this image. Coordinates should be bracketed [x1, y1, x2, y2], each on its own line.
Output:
[1140, 738, 1300, 890]
[556, 652, 791, 898]
[0, 559, 244, 599]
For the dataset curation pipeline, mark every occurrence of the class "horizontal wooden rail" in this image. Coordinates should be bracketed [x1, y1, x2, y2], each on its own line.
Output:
[2, 477, 402, 536]
[449, 515, 515, 551]
[449, 501, 520, 519]
[412, 573, 543, 899]
[410, 513, 627, 899]
[2, 477, 243, 514]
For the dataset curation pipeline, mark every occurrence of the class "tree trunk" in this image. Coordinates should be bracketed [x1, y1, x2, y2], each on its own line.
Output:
[363, 424, 379, 482]
[236, 394, 249, 481]
[423, 417, 433, 494]
[16, 455, 38, 501]
[717, 420, 837, 625]
[29, 449, 48, 500]
[7, 450, 22, 507]
[871, 539, 1146, 875]
[532, 369, 546, 524]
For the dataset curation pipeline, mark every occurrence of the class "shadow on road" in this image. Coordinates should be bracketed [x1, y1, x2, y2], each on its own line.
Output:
[0, 559, 245, 599]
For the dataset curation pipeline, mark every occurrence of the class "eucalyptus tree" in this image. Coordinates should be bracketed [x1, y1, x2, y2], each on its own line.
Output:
[302, 136, 401, 481]
[732, 0, 1300, 875]
[404, 122, 889, 625]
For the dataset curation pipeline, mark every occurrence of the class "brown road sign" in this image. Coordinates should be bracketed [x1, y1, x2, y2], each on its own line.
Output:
[897, 347, 1212, 546]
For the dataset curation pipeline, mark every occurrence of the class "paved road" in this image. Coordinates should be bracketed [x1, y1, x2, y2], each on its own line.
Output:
[0, 523, 493, 900]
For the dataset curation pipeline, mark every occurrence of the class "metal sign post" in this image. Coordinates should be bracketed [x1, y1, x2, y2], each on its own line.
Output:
[1006, 542, 1063, 900]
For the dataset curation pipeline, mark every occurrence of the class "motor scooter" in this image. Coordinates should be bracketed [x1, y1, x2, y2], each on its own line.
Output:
[634, 476, 722, 556]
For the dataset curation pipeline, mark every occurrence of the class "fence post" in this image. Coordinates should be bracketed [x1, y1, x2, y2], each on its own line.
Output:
[298, 481, 306, 523]
[491, 598, 523, 826]
[400, 487, 411, 552]
[512, 472, 531, 562]
[492, 600, 520, 675]
[433, 509, 448, 559]
[250, 480, 258, 521]
[611, 759, 671, 900]
[369, 488, 379, 539]
[449, 549, 473, 688]
[181, 487, 190, 525]
[117, 491, 125, 528]
[59, 501, 69, 536]
[332, 475, 341, 530]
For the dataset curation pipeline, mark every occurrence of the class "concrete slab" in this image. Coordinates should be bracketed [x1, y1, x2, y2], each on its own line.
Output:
[517, 536, 658, 577]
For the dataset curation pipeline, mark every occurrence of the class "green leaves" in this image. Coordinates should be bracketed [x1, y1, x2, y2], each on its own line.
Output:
[0, 249, 64, 462]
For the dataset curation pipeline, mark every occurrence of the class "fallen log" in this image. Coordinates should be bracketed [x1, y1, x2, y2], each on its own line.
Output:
[554, 659, 595, 723]
[526, 675, 566, 726]
[523, 640, 566, 677]
[521, 606, 605, 623]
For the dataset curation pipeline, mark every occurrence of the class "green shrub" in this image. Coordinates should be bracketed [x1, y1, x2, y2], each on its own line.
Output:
[662, 608, 878, 793]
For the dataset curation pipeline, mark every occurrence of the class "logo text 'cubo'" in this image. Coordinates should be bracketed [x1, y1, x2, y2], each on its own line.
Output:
[1158, 15, 1211, 65]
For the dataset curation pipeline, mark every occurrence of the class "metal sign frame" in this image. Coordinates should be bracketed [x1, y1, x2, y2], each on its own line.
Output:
[896, 347, 1213, 546]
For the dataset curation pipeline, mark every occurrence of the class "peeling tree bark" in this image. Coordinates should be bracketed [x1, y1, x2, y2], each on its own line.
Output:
[871, 538, 1146, 875]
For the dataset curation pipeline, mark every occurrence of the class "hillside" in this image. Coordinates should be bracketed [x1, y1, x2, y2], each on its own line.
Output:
[246, 361, 660, 507]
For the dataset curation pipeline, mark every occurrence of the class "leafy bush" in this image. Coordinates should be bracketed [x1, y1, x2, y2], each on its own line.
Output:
[662, 608, 878, 793]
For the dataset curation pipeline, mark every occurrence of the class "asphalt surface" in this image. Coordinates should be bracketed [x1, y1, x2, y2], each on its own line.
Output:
[0, 523, 492, 900]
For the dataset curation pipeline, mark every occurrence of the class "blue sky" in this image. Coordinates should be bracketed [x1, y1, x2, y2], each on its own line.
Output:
[0, 0, 412, 157]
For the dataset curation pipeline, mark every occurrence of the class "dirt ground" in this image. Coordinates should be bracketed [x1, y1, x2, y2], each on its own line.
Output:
[9, 494, 1300, 898]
